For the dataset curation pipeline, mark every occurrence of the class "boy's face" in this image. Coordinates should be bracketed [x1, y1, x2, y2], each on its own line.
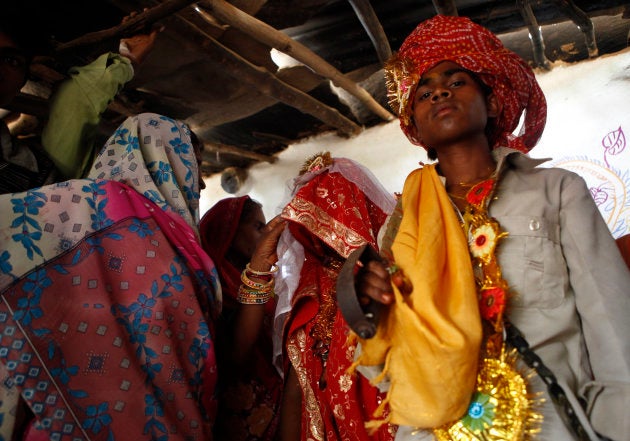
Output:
[0, 31, 29, 108]
[410, 61, 498, 150]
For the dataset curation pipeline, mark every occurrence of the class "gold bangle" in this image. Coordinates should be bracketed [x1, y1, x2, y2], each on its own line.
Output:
[237, 285, 273, 304]
[238, 291, 272, 300]
[238, 284, 273, 296]
[245, 262, 279, 276]
[239, 283, 273, 295]
[237, 295, 270, 305]
[241, 270, 274, 290]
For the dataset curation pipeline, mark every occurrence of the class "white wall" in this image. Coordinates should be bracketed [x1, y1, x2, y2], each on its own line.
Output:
[201, 48, 630, 238]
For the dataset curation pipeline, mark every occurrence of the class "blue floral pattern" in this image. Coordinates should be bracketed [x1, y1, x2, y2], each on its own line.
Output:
[0, 114, 217, 440]
[0, 216, 217, 439]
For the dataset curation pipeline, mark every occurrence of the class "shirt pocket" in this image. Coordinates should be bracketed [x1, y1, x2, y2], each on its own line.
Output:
[497, 215, 568, 309]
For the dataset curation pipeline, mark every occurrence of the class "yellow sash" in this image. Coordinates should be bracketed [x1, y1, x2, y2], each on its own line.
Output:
[357, 164, 482, 428]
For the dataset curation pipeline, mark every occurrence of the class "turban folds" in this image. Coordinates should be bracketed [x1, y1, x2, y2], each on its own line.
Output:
[385, 15, 547, 153]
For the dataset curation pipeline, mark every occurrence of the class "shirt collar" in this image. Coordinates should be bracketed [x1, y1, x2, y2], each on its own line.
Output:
[435, 146, 550, 186]
[493, 146, 550, 171]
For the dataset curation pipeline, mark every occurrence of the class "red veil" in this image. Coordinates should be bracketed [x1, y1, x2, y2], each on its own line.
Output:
[276, 155, 397, 441]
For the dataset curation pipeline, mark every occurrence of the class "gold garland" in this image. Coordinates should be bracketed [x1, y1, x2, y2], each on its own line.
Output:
[435, 346, 543, 440]
[435, 175, 543, 440]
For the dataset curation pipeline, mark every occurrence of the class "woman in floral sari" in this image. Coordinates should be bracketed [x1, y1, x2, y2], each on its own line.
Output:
[0, 113, 221, 440]
[274, 153, 397, 441]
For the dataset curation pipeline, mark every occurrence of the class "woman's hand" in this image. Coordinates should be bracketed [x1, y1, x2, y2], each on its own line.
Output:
[249, 215, 286, 272]
[119, 10, 164, 67]
[232, 216, 285, 367]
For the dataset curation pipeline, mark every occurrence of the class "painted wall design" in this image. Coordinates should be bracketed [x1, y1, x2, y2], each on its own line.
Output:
[547, 125, 630, 238]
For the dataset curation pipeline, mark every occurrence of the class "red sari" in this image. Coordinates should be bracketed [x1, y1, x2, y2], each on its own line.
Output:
[278, 158, 397, 441]
[199, 196, 282, 441]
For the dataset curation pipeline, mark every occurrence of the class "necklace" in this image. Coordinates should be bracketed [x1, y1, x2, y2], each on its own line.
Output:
[435, 169, 543, 441]
[446, 192, 467, 202]
[446, 164, 497, 206]
[445, 165, 497, 206]
[445, 163, 497, 187]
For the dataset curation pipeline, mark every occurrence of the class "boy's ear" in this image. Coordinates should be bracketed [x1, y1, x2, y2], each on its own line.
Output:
[408, 120, 424, 144]
[486, 92, 501, 118]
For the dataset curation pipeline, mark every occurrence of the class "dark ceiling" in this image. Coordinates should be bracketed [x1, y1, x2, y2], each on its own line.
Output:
[6, 0, 630, 186]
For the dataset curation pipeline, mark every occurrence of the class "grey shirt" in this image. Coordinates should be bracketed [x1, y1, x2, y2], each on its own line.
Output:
[492, 149, 630, 440]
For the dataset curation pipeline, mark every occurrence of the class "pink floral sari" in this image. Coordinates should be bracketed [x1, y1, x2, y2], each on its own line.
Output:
[0, 113, 221, 440]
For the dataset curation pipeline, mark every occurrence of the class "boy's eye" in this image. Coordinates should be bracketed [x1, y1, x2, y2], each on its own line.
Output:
[451, 79, 465, 87]
[417, 90, 432, 101]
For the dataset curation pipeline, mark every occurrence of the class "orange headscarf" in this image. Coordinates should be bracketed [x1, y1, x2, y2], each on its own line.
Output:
[385, 15, 547, 153]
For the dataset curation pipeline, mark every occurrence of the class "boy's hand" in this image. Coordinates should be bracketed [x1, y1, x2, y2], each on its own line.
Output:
[356, 259, 394, 305]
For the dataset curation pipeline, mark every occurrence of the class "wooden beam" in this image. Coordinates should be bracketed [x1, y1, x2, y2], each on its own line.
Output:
[107, 98, 143, 118]
[230, 0, 267, 16]
[29, 63, 66, 83]
[54, 0, 200, 52]
[347, 0, 392, 63]
[552, 0, 598, 57]
[196, 0, 395, 122]
[202, 143, 277, 163]
[177, 15, 362, 137]
[517, 0, 552, 69]
[432, 0, 458, 16]
[4, 93, 49, 118]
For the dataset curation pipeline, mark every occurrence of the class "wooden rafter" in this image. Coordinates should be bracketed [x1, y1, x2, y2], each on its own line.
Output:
[348, 0, 392, 63]
[196, 0, 395, 122]
[432, 0, 458, 16]
[202, 143, 277, 164]
[5, 93, 49, 118]
[50, 0, 364, 137]
[54, 0, 200, 52]
[177, 15, 363, 137]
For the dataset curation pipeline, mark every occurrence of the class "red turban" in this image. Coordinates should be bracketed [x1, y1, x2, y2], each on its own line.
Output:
[385, 15, 547, 153]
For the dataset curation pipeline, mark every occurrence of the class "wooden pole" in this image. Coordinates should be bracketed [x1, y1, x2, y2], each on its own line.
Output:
[4, 93, 49, 118]
[175, 15, 362, 136]
[517, 0, 552, 69]
[54, 0, 200, 52]
[431, 0, 458, 16]
[552, 0, 598, 57]
[347, 0, 392, 63]
[197, 0, 395, 122]
[202, 143, 277, 163]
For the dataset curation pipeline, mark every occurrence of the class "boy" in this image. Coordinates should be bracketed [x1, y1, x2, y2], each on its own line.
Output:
[352, 15, 630, 441]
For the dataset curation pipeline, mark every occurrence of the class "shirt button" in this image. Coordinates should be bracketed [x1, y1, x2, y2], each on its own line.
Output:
[529, 218, 540, 231]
